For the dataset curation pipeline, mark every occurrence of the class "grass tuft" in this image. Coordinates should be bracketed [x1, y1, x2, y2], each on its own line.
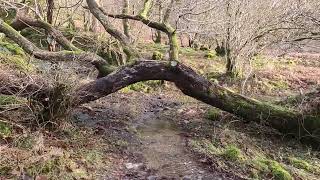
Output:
[288, 157, 311, 171]
[206, 108, 221, 120]
[223, 145, 242, 161]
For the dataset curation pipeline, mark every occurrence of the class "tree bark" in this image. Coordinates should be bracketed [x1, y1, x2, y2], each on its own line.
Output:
[46, 0, 56, 51]
[122, 0, 131, 39]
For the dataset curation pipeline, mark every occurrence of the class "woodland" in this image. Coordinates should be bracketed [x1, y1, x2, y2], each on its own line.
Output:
[0, 0, 320, 179]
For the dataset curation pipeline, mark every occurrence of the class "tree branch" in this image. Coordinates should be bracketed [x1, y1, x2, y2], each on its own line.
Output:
[11, 16, 80, 51]
[86, 0, 131, 45]
[0, 18, 115, 77]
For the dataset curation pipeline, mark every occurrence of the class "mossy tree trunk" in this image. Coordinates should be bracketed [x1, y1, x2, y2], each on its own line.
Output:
[122, 0, 131, 40]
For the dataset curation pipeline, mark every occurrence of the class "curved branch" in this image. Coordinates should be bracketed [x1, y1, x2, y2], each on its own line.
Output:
[74, 60, 320, 146]
[86, 0, 131, 45]
[105, 13, 169, 33]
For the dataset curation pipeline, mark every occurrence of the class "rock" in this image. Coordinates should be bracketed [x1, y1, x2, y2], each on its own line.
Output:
[125, 163, 143, 170]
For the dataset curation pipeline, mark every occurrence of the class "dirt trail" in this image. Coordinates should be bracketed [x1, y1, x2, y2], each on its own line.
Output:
[77, 93, 234, 179]
[127, 99, 225, 180]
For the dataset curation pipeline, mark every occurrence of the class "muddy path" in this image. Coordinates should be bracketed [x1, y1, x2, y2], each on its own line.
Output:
[74, 92, 239, 180]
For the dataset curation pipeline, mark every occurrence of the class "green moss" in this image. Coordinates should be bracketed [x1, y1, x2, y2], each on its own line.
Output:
[0, 8, 17, 23]
[0, 41, 33, 72]
[139, 0, 152, 18]
[260, 160, 292, 180]
[26, 158, 61, 177]
[14, 135, 36, 149]
[0, 166, 11, 176]
[223, 145, 242, 161]
[204, 51, 217, 59]
[288, 157, 311, 171]
[269, 161, 292, 180]
[0, 41, 26, 56]
[152, 51, 163, 60]
[0, 122, 11, 138]
[0, 95, 21, 106]
[207, 108, 221, 121]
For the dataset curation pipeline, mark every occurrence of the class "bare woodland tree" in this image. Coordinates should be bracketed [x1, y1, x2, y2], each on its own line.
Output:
[0, 0, 320, 147]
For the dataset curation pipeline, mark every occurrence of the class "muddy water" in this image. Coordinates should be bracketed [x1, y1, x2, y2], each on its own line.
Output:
[132, 106, 223, 179]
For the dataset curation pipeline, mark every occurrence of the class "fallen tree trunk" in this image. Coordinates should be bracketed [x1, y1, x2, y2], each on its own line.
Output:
[1, 59, 320, 147]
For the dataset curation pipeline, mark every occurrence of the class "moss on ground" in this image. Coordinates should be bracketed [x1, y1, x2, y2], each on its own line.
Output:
[267, 160, 293, 180]
[0, 41, 33, 72]
[223, 145, 242, 161]
[288, 157, 312, 172]
[0, 41, 26, 56]
[206, 108, 221, 120]
[152, 51, 164, 60]
[204, 51, 217, 59]
[0, 122, 11, 138]
[0, 95, 21, 106]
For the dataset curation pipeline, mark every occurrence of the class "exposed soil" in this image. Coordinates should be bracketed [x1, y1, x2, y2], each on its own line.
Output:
[73, 92, 240, 179]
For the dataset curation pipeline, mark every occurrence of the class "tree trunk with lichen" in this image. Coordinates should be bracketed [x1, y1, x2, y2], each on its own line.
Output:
[168, 32, 179, 61]
[46, 0, 56, 51]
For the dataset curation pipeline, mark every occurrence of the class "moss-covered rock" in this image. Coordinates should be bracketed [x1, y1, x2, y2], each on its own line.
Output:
[152, 51, 164, 60]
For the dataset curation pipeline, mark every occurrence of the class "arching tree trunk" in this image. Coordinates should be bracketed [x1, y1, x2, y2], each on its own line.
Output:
[2, 60, 320, 147]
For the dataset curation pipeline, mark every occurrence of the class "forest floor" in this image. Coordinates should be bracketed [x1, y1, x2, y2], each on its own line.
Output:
[1, 43, 320, 179]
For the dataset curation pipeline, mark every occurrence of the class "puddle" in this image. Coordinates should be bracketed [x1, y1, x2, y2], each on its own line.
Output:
[132, 107, 224, 179]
